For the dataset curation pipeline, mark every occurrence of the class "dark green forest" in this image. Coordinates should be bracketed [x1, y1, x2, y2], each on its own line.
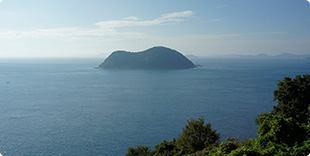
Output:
[126, 74, 310, 156]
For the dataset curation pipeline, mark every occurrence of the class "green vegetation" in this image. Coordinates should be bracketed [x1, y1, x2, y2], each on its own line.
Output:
[176, 118, 220, 154]
[126, 74, 310, 156]
[126, 146, 152, 156]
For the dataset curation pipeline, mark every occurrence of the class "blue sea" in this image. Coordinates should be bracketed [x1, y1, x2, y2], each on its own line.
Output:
[0, 58, 309, 156]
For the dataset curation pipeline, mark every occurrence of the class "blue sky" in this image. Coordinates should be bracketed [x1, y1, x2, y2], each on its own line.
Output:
[0, 0, 309, 57]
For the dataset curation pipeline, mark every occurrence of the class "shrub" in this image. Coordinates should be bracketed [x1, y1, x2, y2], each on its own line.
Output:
[176, 117, 220, 154]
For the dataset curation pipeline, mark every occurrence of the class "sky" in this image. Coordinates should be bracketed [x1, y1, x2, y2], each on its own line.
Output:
[0, 0, 310, 58]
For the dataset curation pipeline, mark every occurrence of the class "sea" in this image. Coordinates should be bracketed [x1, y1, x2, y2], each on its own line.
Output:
[0, 58, 309, 156]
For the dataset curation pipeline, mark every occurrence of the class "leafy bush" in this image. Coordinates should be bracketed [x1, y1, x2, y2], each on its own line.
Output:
[126, 145, 152, 156]
[273, 74, 310, 123]
[176, 117, 220, 154]
[153, 139, 179, 156]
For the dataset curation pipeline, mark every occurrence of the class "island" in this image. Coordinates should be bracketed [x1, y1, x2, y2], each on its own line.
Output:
[98, 46, 196, 70]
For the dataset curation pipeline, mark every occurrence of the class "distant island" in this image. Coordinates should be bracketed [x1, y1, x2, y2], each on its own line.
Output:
[98, 46, 196, 70]
[189, 53, 310, 59]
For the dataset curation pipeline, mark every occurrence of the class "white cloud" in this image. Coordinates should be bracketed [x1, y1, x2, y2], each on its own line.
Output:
[0, 0, 3, 3]
[95, 10, 194, 29]
[307, 0, 310, 4]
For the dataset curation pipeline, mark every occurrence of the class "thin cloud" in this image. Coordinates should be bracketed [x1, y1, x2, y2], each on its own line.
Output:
[0, 11, 194, 41]
[122, 16, 138, 21]
[95, 10, 194, 29]
[0, 27, 146, 41]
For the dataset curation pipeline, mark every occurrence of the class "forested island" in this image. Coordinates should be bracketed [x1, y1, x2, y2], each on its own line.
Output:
[98, 46, 196, 70]
[126, 75, 310, 156]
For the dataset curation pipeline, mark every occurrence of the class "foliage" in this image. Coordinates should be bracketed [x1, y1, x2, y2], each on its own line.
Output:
[126, 74, 310, 156]
[217, 138, 239, 154]
[228, 146, 261, 156]
[176, 117, 220, 154]
[153, 139, 179, 156]
[256, 112, 307, 148]
[126, 145, 152, 156]
[254, 74, 310, 155]
[256, 75, 310, 151]
[273, 74, 310, 123]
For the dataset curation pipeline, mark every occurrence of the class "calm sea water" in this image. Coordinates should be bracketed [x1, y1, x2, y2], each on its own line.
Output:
[0, 58, 309, 156]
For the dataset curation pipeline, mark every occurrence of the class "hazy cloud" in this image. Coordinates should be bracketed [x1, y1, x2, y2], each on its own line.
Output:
[0, 11, 194, 41]
[122, 16, 138, 21]
[0, 27, 147, 41]
[95, 10, 194, 29]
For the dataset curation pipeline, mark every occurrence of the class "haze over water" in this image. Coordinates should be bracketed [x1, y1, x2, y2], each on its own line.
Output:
[0, 58, 309, 155]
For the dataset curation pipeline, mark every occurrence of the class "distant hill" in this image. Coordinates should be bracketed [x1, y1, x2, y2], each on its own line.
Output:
[205, 53, 310, 59]
[275, 53, 310, 59]
[98, 46, 196, 70]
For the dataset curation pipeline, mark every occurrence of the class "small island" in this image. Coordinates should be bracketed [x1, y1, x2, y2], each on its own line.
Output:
[98, 46, 196, 70]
